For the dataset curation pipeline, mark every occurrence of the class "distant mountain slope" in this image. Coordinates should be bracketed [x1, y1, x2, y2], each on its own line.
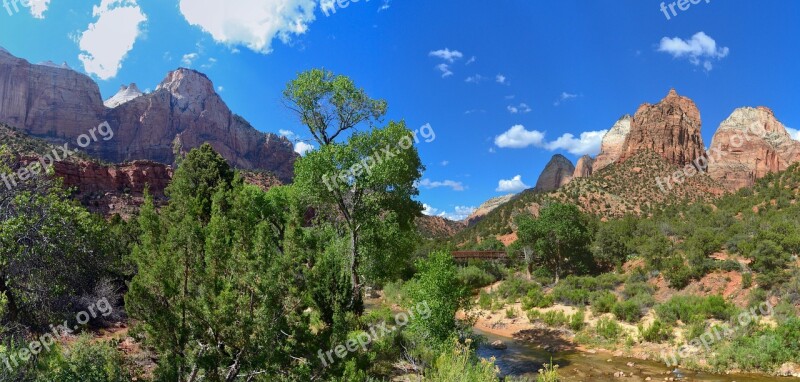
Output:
[452, 150, 724, 246]
[0, 49, 297, 182]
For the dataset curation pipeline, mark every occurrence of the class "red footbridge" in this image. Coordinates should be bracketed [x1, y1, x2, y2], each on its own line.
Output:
[451, 251, 509, 262]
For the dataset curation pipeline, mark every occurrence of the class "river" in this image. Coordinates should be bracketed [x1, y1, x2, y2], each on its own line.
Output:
[474, 328, 798, 381]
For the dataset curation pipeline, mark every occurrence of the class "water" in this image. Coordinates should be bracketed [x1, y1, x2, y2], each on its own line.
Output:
[475, 328, 796, 382]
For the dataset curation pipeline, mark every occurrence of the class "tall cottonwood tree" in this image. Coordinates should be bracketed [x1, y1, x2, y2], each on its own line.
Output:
[285, 70, 423, 314]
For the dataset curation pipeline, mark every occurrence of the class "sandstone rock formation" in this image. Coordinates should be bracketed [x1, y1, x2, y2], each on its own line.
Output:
[593, 115, 631, 172]
[104, 83, 143, 108]
[535, 154, 575, 192]
[0, 49, 297, 182]
[573, 155, 594, 178]
[466, 194, 516, 226]
[618, 89, 706, 168]
[708, 107, 800, 190]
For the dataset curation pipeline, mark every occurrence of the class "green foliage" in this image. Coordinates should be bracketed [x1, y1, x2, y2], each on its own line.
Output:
[282, 68, 388, 146]
[655, 295, 734, 324]
[516, 203, 594, 283]
[552, 274, 623, 306]
[424, 340, 498, 382]
[590, 291, 618, 315]
[570, 309, 586, 331]
[496, 276, 537, 301]
[536, 361, 560, 382]
[126, 146, 312, 380]
[612, 300, 644, 323]
[521, 286, 554, 310]
[477, 291, 493, 311]
[595, 317, 622, 340]
[711, 318, 800, 372]
[457, 265, 497, 290]
[407, 251, 470, 347]
[34, 336, 130, 382]
[638, 320, 672, 343]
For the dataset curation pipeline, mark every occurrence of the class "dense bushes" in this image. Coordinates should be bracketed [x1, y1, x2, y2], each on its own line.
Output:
[34, 336, 131, 382]
[712, 318, 800, 372]
[552, 274, 623, 306]
[655, 295, 734, 324]
[457, 265, 497, 289]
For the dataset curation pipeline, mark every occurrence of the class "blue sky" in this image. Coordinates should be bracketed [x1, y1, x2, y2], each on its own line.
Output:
[1, 0, 798, 220]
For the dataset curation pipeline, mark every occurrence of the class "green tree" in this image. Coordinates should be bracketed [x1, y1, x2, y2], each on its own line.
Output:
[406, 251, 470, 346]
[282, 68, 388, 146]
[0, 148, 113, 330]
[515, 203, 592, 284]
[126, 145, 310, 381]
[287, 70, 423, 314]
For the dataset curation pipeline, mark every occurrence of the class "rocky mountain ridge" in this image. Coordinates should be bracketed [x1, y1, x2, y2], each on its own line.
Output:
[0, 48, 298, 182]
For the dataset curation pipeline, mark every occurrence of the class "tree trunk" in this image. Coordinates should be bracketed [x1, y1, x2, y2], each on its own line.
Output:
[349, 230, 364, 315]
[0, 273, 19, 322]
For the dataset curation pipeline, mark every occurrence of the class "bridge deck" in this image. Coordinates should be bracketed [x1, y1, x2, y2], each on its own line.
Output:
[451, 251, 508, 261]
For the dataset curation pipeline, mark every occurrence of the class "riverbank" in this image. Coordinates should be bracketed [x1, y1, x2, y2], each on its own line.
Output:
[462, 302, 800, 380]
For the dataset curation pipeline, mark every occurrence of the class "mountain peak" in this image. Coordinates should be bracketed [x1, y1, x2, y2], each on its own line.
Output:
[105, 83, 144, 108]
[535, 154, 575, 192]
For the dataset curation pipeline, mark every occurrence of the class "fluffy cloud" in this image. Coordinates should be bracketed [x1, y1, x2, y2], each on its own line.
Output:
[544, 130, 608, 156]
[494, 125, 607, 156]
[496, 175, 529, 193]
[657, 31, 729, 71]
[28, 0, 50, 18]
[294, 141, 314, 155]
[421, 204, 476, 221]
[494, 125, 545, 148]
[418, 179, 465, 191]
[429, 48, 463, 63]
[786, 126, 800, 141]
[179, 0, 316, 54]
[496, 74, 507, 84]
[78, 0, 147, 80]
[553, 92, 578, 106]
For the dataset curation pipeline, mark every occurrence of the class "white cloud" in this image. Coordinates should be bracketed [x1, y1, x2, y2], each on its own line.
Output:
[179, 0, 316, 54]
[378, 0, 390, 12]
[440, 160, 449, 166]
[464, 109, 486, 115]
[78, 0, 147, 80]
[554, 92, 578, 106]
[181, 53, 199, 66]
[28, 0, 50, 18]
[217, 86, 224, 92]
[422, 204, 440, 216]
[494, 125, 545, 148]
[544, 130, 608, 156]
[418, 179, 465, 191]
[494, 124, 607, 156]
[435, 63, 453, 78]
[465, 74, 485, 84]
[294, 141, 314, 155]
[465, 56, 476, 65]
[785, 126, 800, 141]
[507, 103, 531, 114]
[657, 31, 729, 71]
[422, 204, 475, 221]
[279, 129, 296, 138]
[496, 175, 529, 193]
[496, 74, 507, 84]
[429, 48, 463, 63]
